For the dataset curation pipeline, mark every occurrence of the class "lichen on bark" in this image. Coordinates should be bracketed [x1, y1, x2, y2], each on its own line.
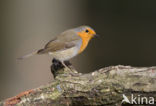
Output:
[1, 65, 156, 106]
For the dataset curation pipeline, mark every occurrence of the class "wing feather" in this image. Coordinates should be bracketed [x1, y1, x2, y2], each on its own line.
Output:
[37, 30, 81, 54]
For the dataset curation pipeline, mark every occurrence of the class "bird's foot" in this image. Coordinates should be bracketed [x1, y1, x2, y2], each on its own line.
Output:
[51, 59, 74, 78]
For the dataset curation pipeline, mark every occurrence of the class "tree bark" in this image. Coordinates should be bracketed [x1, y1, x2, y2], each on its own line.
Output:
[0, 65, 156, 106]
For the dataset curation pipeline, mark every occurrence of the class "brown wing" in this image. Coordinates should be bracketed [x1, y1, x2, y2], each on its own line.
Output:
[37, 40, 76, 54]
[44, 36, 57, 48]
[37, 30, 81, 54]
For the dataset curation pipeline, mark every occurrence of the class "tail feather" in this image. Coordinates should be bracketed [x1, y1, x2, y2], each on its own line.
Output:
[18, 51, 37, 60]
[37, 49, 46, 54]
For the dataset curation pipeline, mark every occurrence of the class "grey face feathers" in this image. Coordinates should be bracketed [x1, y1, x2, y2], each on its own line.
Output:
[73, 25, 95, 33]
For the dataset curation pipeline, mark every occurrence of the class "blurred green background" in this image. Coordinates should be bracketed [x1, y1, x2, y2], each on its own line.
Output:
[0, 0, 156, 100]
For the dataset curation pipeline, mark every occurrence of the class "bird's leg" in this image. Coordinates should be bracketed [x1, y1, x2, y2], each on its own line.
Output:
[64, 60, 72, 66]
[51, 59, 77, 77]
[51, 59, 71, 74]
[61, 61, 72, 71]
[63, 61, 79, 75]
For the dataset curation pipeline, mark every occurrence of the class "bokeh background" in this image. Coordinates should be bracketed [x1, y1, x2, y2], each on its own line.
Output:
[0, 0, 156, 100]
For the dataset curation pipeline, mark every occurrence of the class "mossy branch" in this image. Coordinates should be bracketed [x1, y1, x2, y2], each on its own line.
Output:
[0, 65, 156, 106]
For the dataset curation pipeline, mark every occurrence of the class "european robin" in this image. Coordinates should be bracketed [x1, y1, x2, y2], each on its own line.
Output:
[19, 25, 97, 68]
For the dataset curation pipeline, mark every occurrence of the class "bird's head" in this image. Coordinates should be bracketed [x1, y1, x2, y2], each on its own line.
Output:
[74, 25, 98, 40]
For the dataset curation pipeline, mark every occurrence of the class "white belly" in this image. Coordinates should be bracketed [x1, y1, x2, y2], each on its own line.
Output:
[48, 46, 79, 61]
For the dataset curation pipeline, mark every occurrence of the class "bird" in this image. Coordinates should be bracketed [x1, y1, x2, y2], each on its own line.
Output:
[19, 25, 98, 68]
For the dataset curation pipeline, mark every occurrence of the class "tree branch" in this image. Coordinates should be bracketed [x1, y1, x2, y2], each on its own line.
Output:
[1, 65, 156, 106]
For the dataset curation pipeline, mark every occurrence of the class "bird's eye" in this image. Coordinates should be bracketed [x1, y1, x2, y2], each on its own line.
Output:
[85, 29, 89, 33]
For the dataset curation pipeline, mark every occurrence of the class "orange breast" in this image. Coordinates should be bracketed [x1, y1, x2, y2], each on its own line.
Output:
[78, 32, 92, 53]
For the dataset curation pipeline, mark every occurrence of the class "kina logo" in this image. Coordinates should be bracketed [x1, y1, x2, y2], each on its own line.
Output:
[121, 94, 154, 105]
